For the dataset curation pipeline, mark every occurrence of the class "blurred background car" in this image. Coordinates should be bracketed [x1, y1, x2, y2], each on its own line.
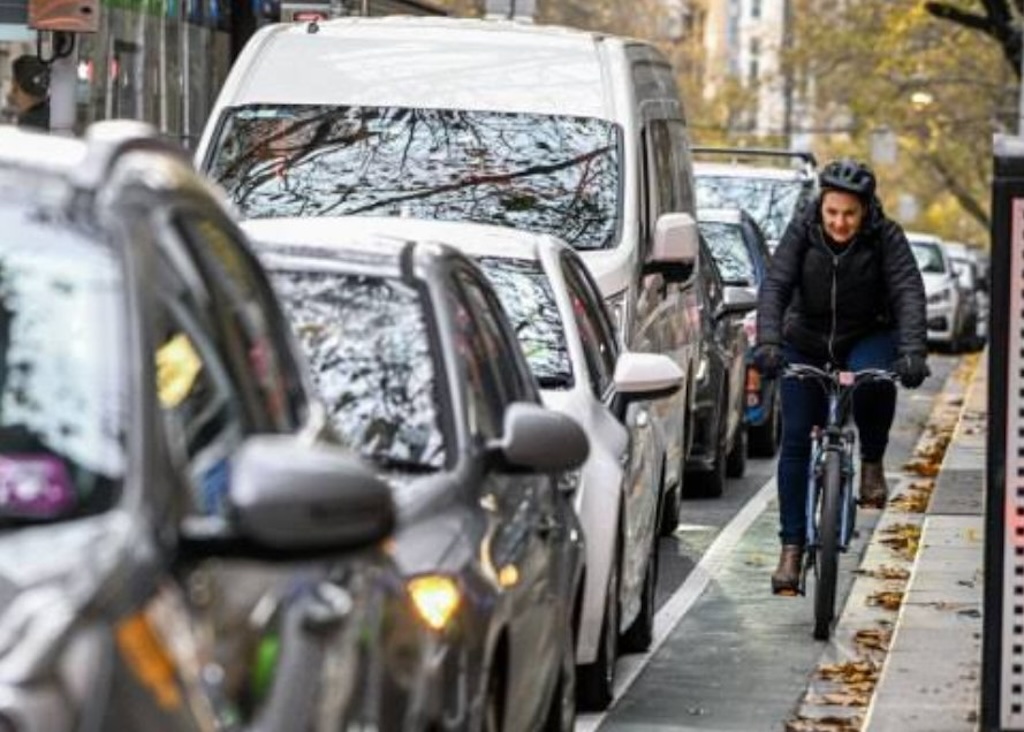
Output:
[943, 240, 985, 350]
[692, 147, 818, 253]
[243, 218, 589, 732]
[683, 237, 758, 498]
[0, 122, 436, 732]
[697, 207, 781, 457]
[908, 231, 969, 352]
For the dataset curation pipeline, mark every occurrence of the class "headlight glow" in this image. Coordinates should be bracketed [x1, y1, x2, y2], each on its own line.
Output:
[408, 576, 461, 631]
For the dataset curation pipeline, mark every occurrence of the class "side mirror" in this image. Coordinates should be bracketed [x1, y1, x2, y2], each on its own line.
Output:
[646, 212, 698, 283]
[228, 435, 395, 552]
[717, 285, 759, 319]
[610, 352, 684, 419]
[490, 402, 589, 473]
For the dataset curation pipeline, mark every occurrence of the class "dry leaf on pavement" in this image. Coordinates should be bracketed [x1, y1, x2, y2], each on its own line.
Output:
[867, 590, 905, 611]
[785, 715, 864, 731]
[853, 628, 892, 652]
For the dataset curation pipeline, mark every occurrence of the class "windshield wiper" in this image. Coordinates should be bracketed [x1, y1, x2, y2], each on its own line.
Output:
[537, 373, 573, 389]
[368, 454, 440, 474]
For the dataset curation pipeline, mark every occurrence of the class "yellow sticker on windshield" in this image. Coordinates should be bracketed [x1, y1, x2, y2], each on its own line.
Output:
[156, 333, 203, 408]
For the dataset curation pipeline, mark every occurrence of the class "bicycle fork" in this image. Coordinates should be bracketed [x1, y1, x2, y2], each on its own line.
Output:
[799, 427, 857, 595]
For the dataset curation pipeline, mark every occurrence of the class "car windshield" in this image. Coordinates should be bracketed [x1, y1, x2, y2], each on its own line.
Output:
[699, 221, 758, 286]
[910, 241, 946, 274]
[207, 105, 622, 251]
[475, 257, 573, 389]
[269, 266, 445, 471]
[695, 175, 807, 241]
[0, 204, 126, 526]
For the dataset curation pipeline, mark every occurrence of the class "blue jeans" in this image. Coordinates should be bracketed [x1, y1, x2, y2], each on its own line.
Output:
[777, 331, 897, 545]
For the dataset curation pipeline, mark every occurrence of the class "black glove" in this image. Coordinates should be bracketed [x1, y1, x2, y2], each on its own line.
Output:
[753, 343, 786, 379]
[892, 353, 930, 389]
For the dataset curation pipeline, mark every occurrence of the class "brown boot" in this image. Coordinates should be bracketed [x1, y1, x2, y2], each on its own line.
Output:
[859, 461, 888, 508]
[771, 545, 803, 595]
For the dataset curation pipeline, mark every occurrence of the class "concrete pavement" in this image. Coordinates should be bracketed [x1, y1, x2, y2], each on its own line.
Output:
[863, 352, 985, 731]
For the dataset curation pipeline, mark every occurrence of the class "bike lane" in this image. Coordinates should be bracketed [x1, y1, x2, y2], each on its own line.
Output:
[580, 354, 958, 731]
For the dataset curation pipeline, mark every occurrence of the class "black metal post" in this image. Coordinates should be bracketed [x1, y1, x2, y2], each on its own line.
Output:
[985, 135, 1024, 730]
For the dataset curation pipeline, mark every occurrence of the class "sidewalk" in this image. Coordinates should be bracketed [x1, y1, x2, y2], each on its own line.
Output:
[864, 353, 986, 731]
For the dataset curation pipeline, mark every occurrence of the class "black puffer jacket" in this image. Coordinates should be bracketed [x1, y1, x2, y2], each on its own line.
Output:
[756, 196, 927, 361]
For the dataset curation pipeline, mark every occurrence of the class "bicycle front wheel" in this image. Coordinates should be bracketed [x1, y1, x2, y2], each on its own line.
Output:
[813, 450, 842, 640]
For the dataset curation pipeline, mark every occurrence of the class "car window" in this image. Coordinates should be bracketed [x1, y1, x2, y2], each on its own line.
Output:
[694, 174, 805, 241]
[454, 266, 537, 403]
[475, 257, 573, 390]
[561, 256, 619, 397]
[644, 119, 685, 228]
[701, 239, 725, 307]
[0, 205, 126, 525]
[155, 255, 246, 526]
[445, 272, 504, 441]
[700, 220, 757, 286]
[910, 241, 946, 274]
[173, 213, 306, 432]
[269, 266, 446, 472]
[207, 104, 623, 251]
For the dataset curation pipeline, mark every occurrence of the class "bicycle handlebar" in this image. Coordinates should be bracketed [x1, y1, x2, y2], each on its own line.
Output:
[783, 363, 901, 386]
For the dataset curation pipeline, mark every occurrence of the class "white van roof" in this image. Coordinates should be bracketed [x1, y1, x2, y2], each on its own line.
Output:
[226, 17, 616, 120]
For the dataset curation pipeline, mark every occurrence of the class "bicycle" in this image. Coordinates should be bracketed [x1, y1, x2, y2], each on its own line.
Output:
[783, 363, 900, 640]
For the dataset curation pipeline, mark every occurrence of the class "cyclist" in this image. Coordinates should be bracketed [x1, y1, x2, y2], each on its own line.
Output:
[753, 159, 929, 595]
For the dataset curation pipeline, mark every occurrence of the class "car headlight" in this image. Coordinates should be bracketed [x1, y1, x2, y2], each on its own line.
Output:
[407, 576, 461, 632]
[927, 289, 951, 305]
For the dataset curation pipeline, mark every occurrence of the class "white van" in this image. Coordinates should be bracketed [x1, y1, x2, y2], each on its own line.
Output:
[195, 8, 703, 658]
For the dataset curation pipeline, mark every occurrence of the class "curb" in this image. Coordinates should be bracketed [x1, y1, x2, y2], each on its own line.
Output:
[786, 354, 981, 732]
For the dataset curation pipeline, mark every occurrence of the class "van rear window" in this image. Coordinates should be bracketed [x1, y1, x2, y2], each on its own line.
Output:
[206, 105, 622, 251]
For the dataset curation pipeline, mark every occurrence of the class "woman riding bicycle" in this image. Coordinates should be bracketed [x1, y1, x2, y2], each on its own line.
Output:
[753, 159, 929, 595]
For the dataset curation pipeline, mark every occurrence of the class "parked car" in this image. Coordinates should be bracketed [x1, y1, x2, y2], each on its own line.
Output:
[943, 240, 984, 349]
[196, 15, 703, 538]
[908, 231, 969, 351]
[693, 147, 818, 252]
[683, 236, 757, 497]
[0, 122, 439, 731]
[697, 207, 780, 456]
[241, 217, 589, 732]
[302, 215, 684, 709]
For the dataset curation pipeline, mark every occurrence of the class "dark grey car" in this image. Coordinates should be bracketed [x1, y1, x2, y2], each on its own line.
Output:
[243, 217, 589, 732]
[0, 122, 435, 731]
[683, 238, 757, 497]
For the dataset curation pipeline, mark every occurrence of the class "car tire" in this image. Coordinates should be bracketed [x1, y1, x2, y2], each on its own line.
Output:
[577, 534, 619, 711]
[620, 539, 658, 653]
[748, 394, 781, 457]
[482, 664, 504, 732]
[543, 618, 577, 731]
[658, 461, 680, 537]
[726, 425, 747, 478]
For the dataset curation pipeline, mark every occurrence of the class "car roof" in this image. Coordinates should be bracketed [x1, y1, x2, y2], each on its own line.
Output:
[0, 126, 88, 179]
[693, 161, 809, 182]
[696, 207, 747, 225]
[241, 215, 556, 264]
[229, 17, 617, 119]
[906, 231, 944, 246]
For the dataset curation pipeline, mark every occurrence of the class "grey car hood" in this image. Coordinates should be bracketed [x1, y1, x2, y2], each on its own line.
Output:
[0, 512, 137, 683]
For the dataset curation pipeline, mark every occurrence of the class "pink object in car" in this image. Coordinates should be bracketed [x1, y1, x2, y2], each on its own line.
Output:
[0, 455, 76, 516]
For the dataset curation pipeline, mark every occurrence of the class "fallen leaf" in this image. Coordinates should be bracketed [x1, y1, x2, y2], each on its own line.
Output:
[853, 628, 892, 652]
[867, 590, 905, 611]
[785, 715, 864, 732]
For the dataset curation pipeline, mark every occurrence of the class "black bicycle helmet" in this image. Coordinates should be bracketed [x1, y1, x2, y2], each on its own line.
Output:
[819, 159, 876, 200]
